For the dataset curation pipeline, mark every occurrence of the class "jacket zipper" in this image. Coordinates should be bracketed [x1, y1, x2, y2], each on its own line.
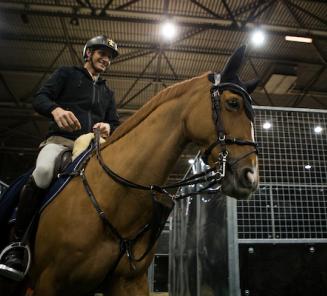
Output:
[88, 80, 97, 131]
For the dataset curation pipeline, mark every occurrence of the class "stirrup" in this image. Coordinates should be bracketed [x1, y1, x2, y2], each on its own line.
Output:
[0, 242, 31, 281]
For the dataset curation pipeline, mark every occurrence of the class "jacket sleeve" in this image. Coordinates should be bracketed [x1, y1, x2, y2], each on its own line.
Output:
[105, 91, 120, 134]
[32, 67, 68, 118]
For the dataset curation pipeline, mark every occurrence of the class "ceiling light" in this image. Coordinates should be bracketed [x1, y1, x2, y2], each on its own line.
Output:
[251, 29, 265, 47]
[285, 36, 312, 43]
[160, 21, 177, 40]
[305, 164, 312, 170]
[263, 121, 272, 129]
[314, 126, 323, 134]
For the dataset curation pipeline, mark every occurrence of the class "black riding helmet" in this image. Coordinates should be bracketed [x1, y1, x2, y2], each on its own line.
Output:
[82, 35, 119, 61]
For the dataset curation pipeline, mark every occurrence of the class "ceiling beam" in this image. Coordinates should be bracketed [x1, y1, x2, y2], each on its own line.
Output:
[21, 45, 67, 102]
[190, 0, 223, 19]
[99, 0, 114, 16]
[0, 33, 324, 66]
[286, 0, 327, 27]
[119, 82, 153, 108]
[221, 0, 239, 28]
[240, 0, 275, 29]
[162, 52, 179, 80]
[0, 74, 21, 106]
[118, 52, 159, 107]
[248, 58, 272, 106]
[281, 0, 326, 107]
[0, 3, 327, 38]
[233, 0, 267, 18]
[115, 0, 141, 10]
[291, 65, 326, 107]
[0, 65, 187, 82]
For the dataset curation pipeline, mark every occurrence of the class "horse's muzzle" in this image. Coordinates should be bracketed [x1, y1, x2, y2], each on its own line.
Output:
[221, 165, 258, 199]
[240, 167, 258, 189]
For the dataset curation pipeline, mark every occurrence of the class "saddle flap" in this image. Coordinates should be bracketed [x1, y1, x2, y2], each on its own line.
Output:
[53, 148, 72, 179]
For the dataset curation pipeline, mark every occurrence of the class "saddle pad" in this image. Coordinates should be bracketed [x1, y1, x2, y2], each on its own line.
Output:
[0, 143, 95, 226]
[39, 142, 95, 212]
[72, 132, 105, 161]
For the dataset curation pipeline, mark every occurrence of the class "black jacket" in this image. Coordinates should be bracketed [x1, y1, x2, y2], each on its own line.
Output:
[33, 66, 120, 140]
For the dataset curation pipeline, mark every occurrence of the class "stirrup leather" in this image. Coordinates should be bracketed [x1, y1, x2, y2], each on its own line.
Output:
[0, 242, 31, 281]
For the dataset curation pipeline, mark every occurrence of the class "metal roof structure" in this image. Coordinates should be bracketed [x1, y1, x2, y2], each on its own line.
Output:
[0, 0, 326, 183]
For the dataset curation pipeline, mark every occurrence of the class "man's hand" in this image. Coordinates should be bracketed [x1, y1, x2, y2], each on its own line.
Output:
[93, 122, 110, 138]
[51, 107, 81, 132]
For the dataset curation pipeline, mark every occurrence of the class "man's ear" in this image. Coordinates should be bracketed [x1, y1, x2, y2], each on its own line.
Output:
[86, 48, 92, 59]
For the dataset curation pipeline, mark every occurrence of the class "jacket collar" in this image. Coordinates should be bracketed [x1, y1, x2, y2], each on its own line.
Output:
[74, 66, 106, 83]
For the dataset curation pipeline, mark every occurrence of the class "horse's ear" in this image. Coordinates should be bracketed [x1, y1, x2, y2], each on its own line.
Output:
[245, 78, 260, 94]
[221, 45, 246, 79]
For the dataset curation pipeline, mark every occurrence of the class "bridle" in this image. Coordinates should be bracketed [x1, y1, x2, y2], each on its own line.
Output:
[65, 73, 259, 277]
[202, 74, 259, 177]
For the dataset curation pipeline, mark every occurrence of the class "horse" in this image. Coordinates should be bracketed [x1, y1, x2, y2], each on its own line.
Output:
[1, 45, 259, 295]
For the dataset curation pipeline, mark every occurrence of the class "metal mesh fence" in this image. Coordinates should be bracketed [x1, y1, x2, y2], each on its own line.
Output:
[254, 108, 326, 185]
[237, 107, 327, 241]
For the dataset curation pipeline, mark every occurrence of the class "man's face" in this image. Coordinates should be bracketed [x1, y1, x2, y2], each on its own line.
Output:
[90, 48, 111, 73]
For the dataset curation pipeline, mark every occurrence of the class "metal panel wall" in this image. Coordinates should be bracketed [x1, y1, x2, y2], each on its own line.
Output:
[169, 106, 327, 296]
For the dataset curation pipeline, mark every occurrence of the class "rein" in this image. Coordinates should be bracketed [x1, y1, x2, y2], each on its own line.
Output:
[94, 130, 224, 199]
[72, 75, 259, 276]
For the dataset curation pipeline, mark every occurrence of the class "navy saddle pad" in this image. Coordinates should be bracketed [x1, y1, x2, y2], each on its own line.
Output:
[0, 143, 95, 227]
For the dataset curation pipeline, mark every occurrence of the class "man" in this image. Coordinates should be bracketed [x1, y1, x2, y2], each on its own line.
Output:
[0, 35, 120, 281]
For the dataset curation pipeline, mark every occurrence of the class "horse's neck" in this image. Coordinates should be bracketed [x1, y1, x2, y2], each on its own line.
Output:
[84, 79, 207, 236]
[104, 98, 188, 186]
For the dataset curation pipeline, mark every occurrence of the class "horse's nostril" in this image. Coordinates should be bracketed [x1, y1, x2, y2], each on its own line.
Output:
[242, 168, 256, 187]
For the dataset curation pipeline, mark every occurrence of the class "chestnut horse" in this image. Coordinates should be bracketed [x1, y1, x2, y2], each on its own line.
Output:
[3, 45, 259, 295]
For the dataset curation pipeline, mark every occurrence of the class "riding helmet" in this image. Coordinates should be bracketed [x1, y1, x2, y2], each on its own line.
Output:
[83, 35, 119, 61]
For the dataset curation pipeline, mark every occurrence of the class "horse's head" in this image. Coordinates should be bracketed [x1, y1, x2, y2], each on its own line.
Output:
[184, 45, 259, 199]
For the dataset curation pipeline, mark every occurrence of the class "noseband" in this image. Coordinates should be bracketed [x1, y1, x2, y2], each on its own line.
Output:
[202, 75, 259, 175]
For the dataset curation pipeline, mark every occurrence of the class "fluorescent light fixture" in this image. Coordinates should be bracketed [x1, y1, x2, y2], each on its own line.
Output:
[251, 29, 265, 47]
[305, 164, 312, 170]
[188, 159, 195, 164]
[263, 121, 272, 129]
[161, 21, 177, 40]
[285, 36, 312, 43]
[314, 126, 323, 134]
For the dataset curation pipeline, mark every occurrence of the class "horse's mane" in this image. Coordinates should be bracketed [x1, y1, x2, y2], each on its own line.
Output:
[106, 72, 210, 145]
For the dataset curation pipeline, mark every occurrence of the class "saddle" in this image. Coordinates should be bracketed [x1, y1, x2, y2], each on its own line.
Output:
[54, 132, 106, 180]
[0, 134, 100, 229]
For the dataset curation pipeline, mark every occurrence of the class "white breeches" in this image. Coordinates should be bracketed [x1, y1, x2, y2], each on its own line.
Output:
[32, 143, 69, 189]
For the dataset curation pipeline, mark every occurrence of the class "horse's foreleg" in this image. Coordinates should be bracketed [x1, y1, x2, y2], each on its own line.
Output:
[103, 273, 149, 296]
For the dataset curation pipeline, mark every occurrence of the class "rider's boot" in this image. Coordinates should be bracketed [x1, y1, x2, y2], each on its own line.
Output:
[0, 176, 44, 281]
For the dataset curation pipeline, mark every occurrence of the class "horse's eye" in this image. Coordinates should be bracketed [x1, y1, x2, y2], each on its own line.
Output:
[227, 99, 240, 109]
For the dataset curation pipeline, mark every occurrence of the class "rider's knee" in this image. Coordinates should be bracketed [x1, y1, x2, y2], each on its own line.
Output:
[32, 165, 53, 189]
